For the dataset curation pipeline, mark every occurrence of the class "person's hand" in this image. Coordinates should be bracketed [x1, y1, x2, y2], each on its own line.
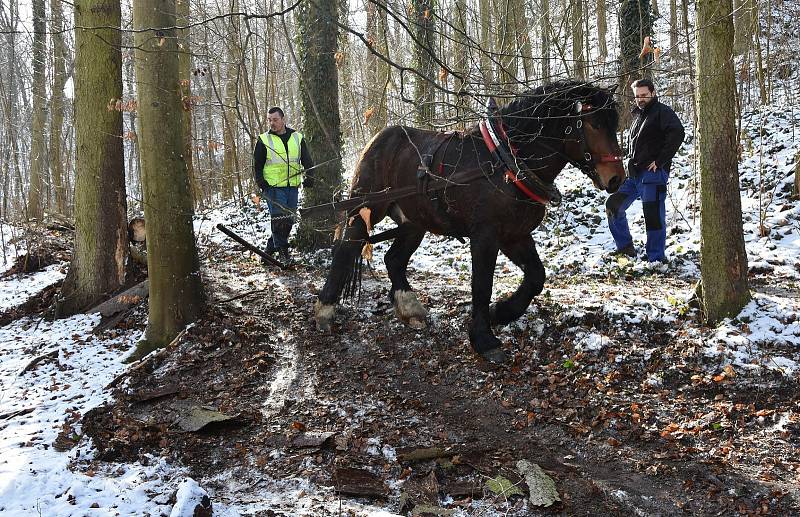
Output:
[646, 161, 658, 172]
[303, 177, 315, 189]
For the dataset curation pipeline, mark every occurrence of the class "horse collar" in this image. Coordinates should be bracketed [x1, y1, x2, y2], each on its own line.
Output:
[479, 118, 558, 206]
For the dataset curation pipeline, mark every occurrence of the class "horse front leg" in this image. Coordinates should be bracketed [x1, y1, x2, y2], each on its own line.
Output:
[385, 223, 427, 329]
[491, 235, 545, 325]
[315, 215, 369, 332]
[468, 228, 506, 363]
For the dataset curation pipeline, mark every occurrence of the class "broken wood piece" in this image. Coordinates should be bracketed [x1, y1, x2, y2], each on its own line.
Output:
[333, 467, 388, 498]
[397, 446, 459, 463]
[291, 430, 336, 448]
[20, 349, 58, 374]
[174, 406, 241, 433]
[517, 459, 560, 507]
[0, 407, 36, 420]
[88, 279, 148, 318]
[131, 384, 180, 403]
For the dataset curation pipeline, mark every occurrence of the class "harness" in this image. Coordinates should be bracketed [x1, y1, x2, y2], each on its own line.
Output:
[479, 100, 622, 205]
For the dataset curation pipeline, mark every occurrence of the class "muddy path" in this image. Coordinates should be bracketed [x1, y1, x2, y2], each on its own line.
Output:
[83, 249, 800, 516]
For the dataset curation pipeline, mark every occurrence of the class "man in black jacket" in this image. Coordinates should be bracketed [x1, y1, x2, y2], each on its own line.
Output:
[606, 78, 685, 263]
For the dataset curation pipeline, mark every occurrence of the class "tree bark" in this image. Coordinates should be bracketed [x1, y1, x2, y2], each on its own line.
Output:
[133, 0, 206, 349]
[28, 0, 47, 220]
[412, 0, 436, 126]
[669, 0, 678, 54]
[696, 0, 750, 322]
[295, 0, 343, 251]
[56, 0, 127, 317]
[618, 0, 652, 127]
[49, 0, 68, 216]
[571, 0, 585, 80]
[176, 0, 198, 206]
[479, 0, 493, 87]
[597, 0, 608, 59]
[222, 0, 241, 201]
[365, 0, 389, 134]
[453, 0, 469, 124]
[540, 0, 550, 81]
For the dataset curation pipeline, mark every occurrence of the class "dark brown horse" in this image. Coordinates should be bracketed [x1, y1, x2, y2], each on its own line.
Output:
[314, 81, 625, 362]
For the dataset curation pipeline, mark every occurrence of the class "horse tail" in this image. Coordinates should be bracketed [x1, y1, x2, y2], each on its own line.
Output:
[341, 247, 364, 301]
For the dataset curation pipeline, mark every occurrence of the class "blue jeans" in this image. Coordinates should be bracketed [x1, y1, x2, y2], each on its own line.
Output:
[606, 169, 669, 262]
[262, 186, 298, 251]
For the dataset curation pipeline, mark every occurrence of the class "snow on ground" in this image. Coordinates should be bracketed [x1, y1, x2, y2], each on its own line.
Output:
[0, 312, 190, 516]
[0, 264, 65, 311]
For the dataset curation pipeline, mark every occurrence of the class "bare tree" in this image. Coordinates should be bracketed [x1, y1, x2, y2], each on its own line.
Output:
[28, 0, 47, 220]
[295, 0, 343, 251]
[49, 0, 68, 216]
[696, 0, 750, 322]
[133, 0, 206, 350]
[56, 0, 127, 317]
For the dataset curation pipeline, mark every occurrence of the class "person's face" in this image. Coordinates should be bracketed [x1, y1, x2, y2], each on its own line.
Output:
[268, 112, 286, 133]
[633, 86, 655, 109]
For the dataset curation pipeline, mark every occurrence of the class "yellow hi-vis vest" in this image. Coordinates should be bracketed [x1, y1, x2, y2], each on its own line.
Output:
[259, 131, 304, 187]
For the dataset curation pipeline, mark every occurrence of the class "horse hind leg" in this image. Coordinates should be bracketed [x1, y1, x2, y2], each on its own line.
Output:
[315, 214, 371, 332]
[384, 223, 427, 329]
[491, 235, 545, 326]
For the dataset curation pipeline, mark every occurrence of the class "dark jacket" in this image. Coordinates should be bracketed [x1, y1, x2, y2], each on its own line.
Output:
[252, 127, 315, 191]
[628, 97, 685, 174]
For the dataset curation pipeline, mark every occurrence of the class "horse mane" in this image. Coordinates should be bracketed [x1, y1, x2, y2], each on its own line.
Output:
[499, 80, 620, 138]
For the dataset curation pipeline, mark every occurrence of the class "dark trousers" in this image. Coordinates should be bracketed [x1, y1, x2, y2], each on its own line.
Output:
[263, 186, 298, 251]
[606, 169, 669, 262]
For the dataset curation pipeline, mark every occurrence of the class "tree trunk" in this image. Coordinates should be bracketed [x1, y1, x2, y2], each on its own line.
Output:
[571, 0, 585, 79]
[365, 0, 389, 135]
[696, 0, 750, 322]
[651, 0, 660, 17]
[133, 0, 206, 350]
[669, 0, 678, 54]
[28, 0, 47, 220]
[597, 0, 608, 59]
[222, 0, 241, 201]
[479, 0, 493, 87]
[495, 0, 518, 91]
[56, 0, 127, 317]
[412, 0, 436, 126]
[453, 0, 469, 124]
[540, 0, 550, 81]
[49, 0, 68, 216]
[515, 0, 534, 83]
[295, 0, 343, 251]
[618, 0, 652, 127]
[176, 0, 198, 206]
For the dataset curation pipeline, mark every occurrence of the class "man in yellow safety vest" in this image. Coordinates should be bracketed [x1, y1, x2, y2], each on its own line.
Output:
[253, 106, 315, 261]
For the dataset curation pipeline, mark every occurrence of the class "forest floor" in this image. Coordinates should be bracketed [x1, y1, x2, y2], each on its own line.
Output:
[1, 103, 799, 516]
[82, 246, 800, 517]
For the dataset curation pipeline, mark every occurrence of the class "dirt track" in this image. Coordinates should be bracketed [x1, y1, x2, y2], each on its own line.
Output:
[82, 248, 800, 516]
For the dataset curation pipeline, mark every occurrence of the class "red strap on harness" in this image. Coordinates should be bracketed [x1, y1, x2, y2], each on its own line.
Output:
[480, 120, 549, 205]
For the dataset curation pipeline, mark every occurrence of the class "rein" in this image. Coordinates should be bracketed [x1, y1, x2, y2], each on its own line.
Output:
[481, 101, 622, 205]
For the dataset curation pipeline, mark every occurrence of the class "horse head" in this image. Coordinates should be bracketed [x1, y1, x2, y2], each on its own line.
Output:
[500, 81, 626, 194]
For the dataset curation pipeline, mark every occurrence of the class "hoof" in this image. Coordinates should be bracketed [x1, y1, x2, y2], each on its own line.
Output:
[393, 290, 428, 327]
[480, 347, 508, 364]
[314, 300, 335, 332]
[408, 317, 426, 330]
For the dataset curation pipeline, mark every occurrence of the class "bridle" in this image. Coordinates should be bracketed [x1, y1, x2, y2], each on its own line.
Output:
[480, 99, 623, 205]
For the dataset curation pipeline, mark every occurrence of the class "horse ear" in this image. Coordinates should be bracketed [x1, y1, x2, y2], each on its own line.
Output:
[606, 84, 619, 94]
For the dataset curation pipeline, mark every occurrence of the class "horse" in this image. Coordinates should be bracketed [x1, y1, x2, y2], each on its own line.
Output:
[314, 80, 625, 363]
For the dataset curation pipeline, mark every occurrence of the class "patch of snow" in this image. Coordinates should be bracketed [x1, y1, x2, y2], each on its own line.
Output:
[0, 264, 65, 311]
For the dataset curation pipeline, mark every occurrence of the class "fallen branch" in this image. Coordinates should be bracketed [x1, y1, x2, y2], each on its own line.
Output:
[106, 328, 187, 390]
[20, 349, 58, 374]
